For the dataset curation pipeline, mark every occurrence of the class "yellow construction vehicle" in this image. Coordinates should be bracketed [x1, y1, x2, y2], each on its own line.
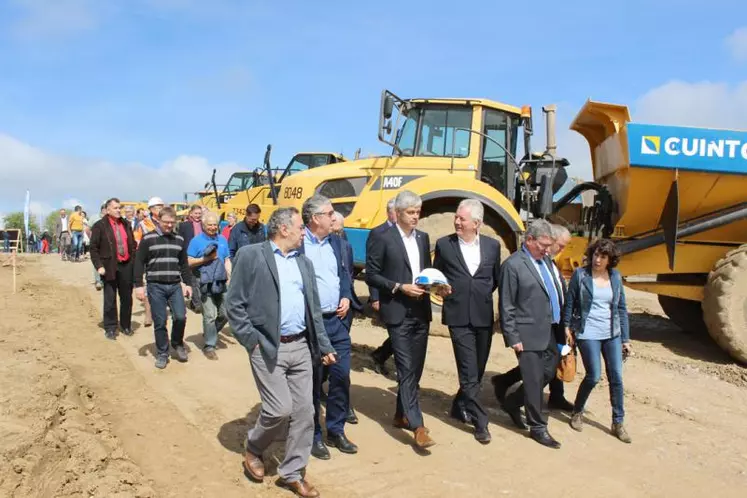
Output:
[552, 101, 747, 363]
[269, 89, 568, 262]
[193, 150, 346, 220]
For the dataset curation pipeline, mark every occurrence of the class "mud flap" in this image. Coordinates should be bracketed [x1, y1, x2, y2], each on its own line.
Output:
[658, 177, 680, 271]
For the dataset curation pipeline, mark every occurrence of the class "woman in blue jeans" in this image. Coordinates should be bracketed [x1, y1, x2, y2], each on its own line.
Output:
[563, 238, 632, 443]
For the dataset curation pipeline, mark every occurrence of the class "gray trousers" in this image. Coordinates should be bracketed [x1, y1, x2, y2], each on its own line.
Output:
[247, 339, 313, 483]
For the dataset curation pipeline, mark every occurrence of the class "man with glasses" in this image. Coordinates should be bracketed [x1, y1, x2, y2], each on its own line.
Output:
[134, 206, 193, 369]
[300, 195, 357, 460]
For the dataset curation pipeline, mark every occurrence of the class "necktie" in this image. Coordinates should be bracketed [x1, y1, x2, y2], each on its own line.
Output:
[538, 260, 561, 323]
[113, 222, 125, 257]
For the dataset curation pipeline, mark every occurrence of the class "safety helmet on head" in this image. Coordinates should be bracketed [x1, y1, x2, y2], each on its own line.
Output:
[147, 197, 165, 208]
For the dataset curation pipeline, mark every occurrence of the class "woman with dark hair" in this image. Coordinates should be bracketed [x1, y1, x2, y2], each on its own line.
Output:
[564, 238, 632, 443]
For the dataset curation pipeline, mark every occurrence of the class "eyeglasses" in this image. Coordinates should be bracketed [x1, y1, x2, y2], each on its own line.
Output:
[160, 220, 176, 225]
[315, 210, 334, 218]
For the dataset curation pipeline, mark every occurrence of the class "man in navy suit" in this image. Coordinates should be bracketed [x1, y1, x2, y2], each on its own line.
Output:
[367, 197, 397, 375]
[366, 190, 451, 449]
[300, 195, 358, 460]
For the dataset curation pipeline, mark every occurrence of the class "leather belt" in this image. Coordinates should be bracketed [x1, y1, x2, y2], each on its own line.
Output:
[280, 331, 308, 343]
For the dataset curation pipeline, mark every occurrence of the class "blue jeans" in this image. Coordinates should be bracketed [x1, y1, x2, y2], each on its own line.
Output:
[313, 314, 352, 440]
[71, 230, 83, 259]
[573, 336, 625, 424]
[201, 292, 227, 350]
[147, 282, 187, 357]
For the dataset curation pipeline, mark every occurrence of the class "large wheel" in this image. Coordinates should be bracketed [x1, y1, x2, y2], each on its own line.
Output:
[657, 295, 706, 334]
[417, 211, 510, 337]
[702, 244, 747, 364]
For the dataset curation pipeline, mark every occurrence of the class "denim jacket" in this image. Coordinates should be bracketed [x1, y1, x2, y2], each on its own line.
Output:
[562, 266, 630, 343]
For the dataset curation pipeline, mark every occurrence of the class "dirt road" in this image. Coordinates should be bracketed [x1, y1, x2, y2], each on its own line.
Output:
[2, 255, 746, 497]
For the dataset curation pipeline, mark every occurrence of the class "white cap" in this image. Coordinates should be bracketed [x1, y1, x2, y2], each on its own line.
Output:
[147, 197, 165, 208]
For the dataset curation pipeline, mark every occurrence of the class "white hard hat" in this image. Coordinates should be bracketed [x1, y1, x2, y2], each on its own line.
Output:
[148, 197, 165, 208]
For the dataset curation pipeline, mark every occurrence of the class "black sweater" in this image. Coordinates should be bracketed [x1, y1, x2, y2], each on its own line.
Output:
[134, 231, 192, 287]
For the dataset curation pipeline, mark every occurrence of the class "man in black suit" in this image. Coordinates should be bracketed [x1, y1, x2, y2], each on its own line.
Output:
[366, 190, 450, 449]
[491, 224, 574, 412]
[433, 199, 500, 444]
[366, 197, 397, 375]
[90, 198, 138, 340]
[178, 205, 203, 248]
[499, 219, 562, 449]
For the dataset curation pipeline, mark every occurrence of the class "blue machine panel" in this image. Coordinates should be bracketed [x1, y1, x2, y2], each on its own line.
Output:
[344, 227, 371, 267]
[627, 123, 747, 175]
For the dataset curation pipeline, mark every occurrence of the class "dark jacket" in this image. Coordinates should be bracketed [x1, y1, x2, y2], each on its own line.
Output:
[225, 241, 335, 368]
[365, 224, 432, 325]
[228, 220, 266, 259]
[498, 247, 555, 351]
[563, 266, 630, 343]
[90, 216, 137, 281]
[433, 234, 501, 328]
[365, 221, 394, 303]
[177, 219, 200, 249]
[340, 235, 363, 313]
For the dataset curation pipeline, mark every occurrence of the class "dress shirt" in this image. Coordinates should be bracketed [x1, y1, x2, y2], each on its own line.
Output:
[60, 216, 68, 232]
[397, 224, 421, 283]
[458, 235, 480, 276]
[303, 228, 340, 313]
[270, 241, 306, 336]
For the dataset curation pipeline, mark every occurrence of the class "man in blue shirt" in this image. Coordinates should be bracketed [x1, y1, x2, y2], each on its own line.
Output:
[228, 203, 266, 260]
[187, 211, 232, 360]
[300, 194, 357, 461]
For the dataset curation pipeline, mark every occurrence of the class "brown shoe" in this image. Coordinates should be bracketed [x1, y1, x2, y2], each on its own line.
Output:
[393, 415, 409, 429]
[276, 478, 320, 497]
[414, 427, 435, 448]
[242, 451, 265, 482]
[204, 349, 218, 361]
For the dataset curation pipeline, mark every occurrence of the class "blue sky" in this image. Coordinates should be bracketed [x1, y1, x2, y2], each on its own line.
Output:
[1, 0, 746, 219]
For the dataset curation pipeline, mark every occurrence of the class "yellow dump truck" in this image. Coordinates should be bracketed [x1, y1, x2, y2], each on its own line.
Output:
[554, 101, 747, 363]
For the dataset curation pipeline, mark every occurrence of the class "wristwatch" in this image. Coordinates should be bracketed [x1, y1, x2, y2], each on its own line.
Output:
[392, 283, 401, 294]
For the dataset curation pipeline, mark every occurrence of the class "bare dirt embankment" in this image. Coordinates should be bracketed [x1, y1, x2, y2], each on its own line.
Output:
[2, 255, 747, 498]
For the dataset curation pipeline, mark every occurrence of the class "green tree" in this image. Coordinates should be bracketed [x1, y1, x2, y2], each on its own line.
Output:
[44, 211, 59, 236]
[3, 212, 40, 237]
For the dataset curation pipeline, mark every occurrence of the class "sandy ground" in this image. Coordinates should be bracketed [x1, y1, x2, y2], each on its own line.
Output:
[1, 254, 747, 498]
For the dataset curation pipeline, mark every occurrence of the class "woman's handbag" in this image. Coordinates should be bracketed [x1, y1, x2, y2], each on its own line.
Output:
[556, 335, 577, 382]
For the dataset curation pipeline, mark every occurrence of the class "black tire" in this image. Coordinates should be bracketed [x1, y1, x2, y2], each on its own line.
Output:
[702, 244, 747, 364]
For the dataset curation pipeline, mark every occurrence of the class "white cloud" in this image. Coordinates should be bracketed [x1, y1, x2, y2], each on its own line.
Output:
[556, 80, 747, 181]
[726, 27, 747, 62]
[0, 133, 243, 216]
[10, 0, 99, 40]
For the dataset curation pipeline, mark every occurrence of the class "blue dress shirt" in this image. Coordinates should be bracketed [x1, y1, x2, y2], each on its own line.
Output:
[271, 241, 306, 336]
[303, 228, 340, 313]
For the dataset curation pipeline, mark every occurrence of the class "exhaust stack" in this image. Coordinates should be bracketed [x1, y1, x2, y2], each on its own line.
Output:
[543, 105, 557, 157]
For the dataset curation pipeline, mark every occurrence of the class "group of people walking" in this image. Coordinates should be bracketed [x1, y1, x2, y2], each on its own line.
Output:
[76, 190, 631, 498]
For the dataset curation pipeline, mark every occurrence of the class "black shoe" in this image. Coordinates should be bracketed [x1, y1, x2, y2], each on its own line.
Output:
[121, 327, 133, 337]
[346, 407, 359, 424]
[474, 427, 491, 444]
[326, 433, 358, 454]
[104, 329, 116, 340]
[548, 397, 575, 413]
[491, 375, 509, 405]
[310, 440, 330, 460]
[371, 354, 389, 376]
[449, 404, 472, 425]
[530, 430, 561, 449]
[504, 406, 528, 430]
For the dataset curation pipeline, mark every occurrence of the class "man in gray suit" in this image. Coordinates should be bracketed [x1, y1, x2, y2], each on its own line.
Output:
[226, 207, 337, 498]
[499, 219, 562, 449]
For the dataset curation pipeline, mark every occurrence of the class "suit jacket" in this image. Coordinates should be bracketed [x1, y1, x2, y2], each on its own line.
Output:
[226, 241, 335, 369]
[54, 216, 69, 239]
[90, 217, 137, 281]
[498, 248, 556, 351]
[365, 221, 394, 303]
[339, 235, 363, 313]
[298, 233, 354, 318]
[433, 234, 501, 328]
[365, 224, 432, 325]
[177, 220, 199, 249]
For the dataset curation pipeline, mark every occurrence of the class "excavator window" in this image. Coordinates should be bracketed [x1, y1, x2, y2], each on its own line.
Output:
[480, 109, 518, 195]
[224, 173, 252, 193]
[417, 106, 471, 157]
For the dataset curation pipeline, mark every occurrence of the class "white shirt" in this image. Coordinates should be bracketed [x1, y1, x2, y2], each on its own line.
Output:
[397, 224, 421, 283]
[458, 235, 480, 276]
[549, 259, 564, 306]
[60, 216, 68, 232]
